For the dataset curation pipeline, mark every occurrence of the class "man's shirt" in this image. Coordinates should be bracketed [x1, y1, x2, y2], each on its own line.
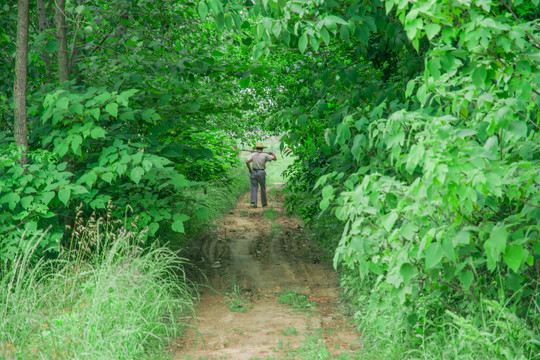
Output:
[247, 152, 274, 170]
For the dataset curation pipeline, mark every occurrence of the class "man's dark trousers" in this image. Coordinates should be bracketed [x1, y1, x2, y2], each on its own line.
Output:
[250, 169, 267, 207]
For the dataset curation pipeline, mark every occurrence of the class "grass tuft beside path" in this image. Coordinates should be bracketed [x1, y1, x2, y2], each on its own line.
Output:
[1, 224, 193, 359]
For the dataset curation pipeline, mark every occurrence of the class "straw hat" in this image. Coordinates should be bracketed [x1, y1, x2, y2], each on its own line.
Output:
[254, 142, 266, 149]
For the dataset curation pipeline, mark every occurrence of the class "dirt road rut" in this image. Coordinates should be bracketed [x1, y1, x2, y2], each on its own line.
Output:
[173, 187, 360, 359]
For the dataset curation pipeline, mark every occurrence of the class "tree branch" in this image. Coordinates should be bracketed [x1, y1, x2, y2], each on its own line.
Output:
[88, 28, 114, 56]
[501, 0, 540, 50]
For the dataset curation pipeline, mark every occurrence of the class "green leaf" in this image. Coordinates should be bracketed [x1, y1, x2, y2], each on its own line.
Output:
[208, 0, 220, 13]
[471, 66, 486, 88]
[406, 144, 425, 174]
[130, 166, 144, 184]
[322, 185, 334, 199]
[298, 33, 308, 54]
[425, 242, 444, 269]
[141, 109, 156, 122]
[459, 270, 474, 289]
[320, 197, 330, 210]
[351, 134, 365, 161]
[20, 196, 34, 210]
[405, 80, 415, 98]
[171, 173, 189, 188]
[340, 24, 350, 42]
[45, 39, 57, 52]
[484, 226, 507, 271]
[90, 127, 107, 139]
[401, 222, 419, 240]
[320, 27, 330, 45]
[310, 36, 320, 52]
[382, 211, 398, 232]
[87, 108, 100, 121]
[424, 23, 441, 40]
[442, 236, 456, 262]
[58, 188, 71, 207]
[350, 236, 364, 255]
[132, 151, 143, 165]
[71, 135, 83, 155]
[56, 142, 69, 157]
[56, 97, 69, 110]
[105, 102, 118, 118]
[198, 0, 208, 20]
[95, 92, 111, 105]
[272, 21, 282, 38]
[70, 103, 84, 115]
[508, 121, 527, 139]
[355, 24, 369, 43]
[6, 193, 20, 210]
[102, 172, 114, 184]
[323, 15, 347, 27]
[196, 207, 209, 219]
[172, 213, 190, 233]
[452, 231, 470, 245]
[400, 263, 415, 284]
[216, 13, 225, 30]
[504, 244, 524, 272]
[41, 191, 55, 205]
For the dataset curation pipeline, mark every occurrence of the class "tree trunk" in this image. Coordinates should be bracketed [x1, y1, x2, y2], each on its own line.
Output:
[55, 0, 69, 83]
[37, 0, 49, 33]
[14, 0, 30, 167]
[37, 0, 52, 76]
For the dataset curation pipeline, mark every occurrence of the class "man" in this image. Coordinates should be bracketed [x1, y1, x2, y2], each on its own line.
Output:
[246, 142, 277, 208]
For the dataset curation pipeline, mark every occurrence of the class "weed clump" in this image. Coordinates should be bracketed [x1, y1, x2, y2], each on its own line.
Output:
[277, 289, 313, 310]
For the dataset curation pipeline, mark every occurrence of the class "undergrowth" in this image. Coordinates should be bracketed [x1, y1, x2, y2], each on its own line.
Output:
[286, 189, 540, 360]
[0, 212, 193, 359]
[170, 162, 250, 250]
[342, 268, 540, 360]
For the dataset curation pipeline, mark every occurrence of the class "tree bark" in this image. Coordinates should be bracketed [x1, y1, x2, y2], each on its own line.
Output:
[55, 0, 69, 83]
[14, 0, 30, 166]
[37, 0, 52, 78]
[37, 0, 49, 32]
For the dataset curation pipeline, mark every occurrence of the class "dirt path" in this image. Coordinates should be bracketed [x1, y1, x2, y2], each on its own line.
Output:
[172, 187, 361, 359]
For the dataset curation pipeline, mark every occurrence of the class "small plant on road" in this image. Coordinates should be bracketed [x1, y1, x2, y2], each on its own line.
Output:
[277, 289, 313, 310]
[265, 208, 278, 220]
[225, 279, 251, 313]
[281, 326, 298, 336]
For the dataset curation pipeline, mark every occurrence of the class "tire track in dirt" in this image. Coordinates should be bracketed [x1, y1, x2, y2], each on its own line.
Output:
[171, 187, 360, 359]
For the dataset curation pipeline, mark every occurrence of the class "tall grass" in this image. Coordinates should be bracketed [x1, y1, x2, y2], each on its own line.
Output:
[0, 214, 193, 359]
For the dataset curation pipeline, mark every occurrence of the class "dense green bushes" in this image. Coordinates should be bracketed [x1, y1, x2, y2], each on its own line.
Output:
[0, 0, 267, 264]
